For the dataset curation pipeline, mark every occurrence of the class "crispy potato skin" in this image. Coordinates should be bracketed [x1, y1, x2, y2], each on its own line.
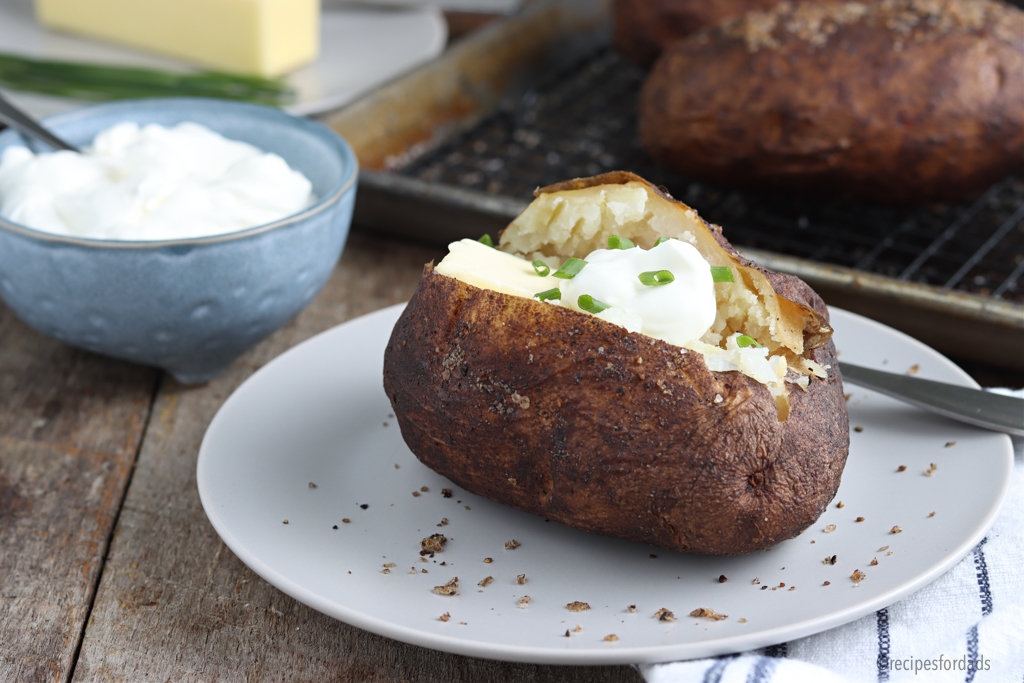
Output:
[383, 267, 849, 556]
[639, 0, 1024, 204]
[614, 0, 789, 66]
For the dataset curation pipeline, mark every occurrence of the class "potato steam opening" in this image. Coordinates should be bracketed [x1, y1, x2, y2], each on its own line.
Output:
[499, 176, 819, 360]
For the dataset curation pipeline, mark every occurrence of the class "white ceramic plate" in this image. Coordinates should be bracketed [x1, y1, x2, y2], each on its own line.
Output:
[0, 0, 446, 118]
[197, 304, 1013, 665]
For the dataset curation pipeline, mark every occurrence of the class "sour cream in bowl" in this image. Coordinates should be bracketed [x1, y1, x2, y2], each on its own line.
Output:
[0, 98, 357, 383]
[0, 121, 316, 241]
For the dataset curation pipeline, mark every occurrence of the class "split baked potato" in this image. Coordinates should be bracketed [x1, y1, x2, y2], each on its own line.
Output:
[639, 0, 1024, 204]
[383, 172, 849, 555]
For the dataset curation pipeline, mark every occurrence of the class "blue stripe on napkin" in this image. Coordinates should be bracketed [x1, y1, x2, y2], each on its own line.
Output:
[876, 607, 891, 682]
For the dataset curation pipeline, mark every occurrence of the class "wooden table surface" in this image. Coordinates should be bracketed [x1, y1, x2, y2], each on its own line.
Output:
[0, 233, 645, 683]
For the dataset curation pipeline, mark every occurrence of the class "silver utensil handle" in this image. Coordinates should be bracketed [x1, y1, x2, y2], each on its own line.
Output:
[840, 362, 1024, 436]
[0, 91, 79, 152]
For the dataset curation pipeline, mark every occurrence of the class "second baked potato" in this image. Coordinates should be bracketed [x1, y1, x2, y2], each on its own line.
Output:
[639, 0, 1024, 204]
[383, 173, 849, 555]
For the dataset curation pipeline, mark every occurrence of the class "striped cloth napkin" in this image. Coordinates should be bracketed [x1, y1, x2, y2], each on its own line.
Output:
[640, 390, 1024, 683]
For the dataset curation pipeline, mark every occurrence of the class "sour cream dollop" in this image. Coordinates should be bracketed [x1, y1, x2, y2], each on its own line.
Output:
[559, 239, 717, 346]
[0, 122, 314, 241]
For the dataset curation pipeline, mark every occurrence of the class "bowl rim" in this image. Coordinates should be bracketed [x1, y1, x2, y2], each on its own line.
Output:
[0, 97, 358, 250]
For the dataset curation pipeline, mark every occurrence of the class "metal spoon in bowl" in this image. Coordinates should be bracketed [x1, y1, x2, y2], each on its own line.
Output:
[840, 362, 1024, 436]
[0, 91, 79, 152]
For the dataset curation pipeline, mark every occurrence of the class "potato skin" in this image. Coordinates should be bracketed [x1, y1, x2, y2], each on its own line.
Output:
[613, 0, 790, 66]
[383, 267, 849, 556]
[639, 0, 1024, 204]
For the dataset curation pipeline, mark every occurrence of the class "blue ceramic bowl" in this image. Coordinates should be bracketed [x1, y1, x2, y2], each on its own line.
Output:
[0, 98, 357, 383]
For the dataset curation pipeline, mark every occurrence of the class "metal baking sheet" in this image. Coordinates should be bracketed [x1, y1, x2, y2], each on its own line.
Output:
[323, 0, 1024, 369]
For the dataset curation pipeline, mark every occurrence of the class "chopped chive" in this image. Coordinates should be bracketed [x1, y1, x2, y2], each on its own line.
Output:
[736, 335, 763, 348]
[532, 260, 551, 277]
[478, 234, 494, 248]
[552, 258, 588, 279]
[577, 295, 610, 313]
[535, 288, 561, 301]
[608, 235, 635, 250]
[638, 270, 675, 286]
[0, 52, 294, 105]
[654, 236, 674, 246]
[711, 266, 734, 283]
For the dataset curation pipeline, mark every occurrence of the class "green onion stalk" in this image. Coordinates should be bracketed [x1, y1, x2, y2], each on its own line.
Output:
[0, 53, 294, 106]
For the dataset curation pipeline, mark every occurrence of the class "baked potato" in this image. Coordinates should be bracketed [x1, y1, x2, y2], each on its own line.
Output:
[383, 172, 849, 555]
[613, 0, 791, 66]
[639, 0, 1024, 204]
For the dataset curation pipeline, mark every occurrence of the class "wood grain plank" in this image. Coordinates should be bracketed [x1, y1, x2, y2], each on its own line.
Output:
[0, 305, 159, 683]
[72, 235, 641, 683]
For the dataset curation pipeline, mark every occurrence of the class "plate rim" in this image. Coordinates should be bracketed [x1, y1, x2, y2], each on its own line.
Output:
[196, 303, 1014, 664]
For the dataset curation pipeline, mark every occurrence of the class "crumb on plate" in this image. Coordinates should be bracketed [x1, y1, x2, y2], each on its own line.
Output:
[421, 533, 447, 554]
[689, 607, 727, 621]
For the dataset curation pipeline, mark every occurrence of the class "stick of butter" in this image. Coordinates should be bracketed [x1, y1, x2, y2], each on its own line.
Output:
[35, 0, 320, 77]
